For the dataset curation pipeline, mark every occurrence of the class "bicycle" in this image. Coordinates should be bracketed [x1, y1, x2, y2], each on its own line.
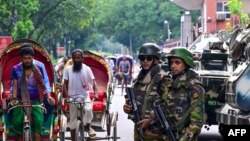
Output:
[7, 100, 47, 141]
[65, 96, 94, 141]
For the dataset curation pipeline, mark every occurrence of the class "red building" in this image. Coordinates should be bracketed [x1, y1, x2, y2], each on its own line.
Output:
[171, 0, 250, 34]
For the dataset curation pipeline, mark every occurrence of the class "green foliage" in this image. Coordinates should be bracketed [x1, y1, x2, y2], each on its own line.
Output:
[228, 0, 242, 15]
[240, 13, 250, 25]
[228, 0, 249, 26]
[0, 0, 96, 57]
[0, 0, 39, 37]
[50, 56, 57, 65]
[0, 0, 191, 57]
[12, 20, 34, 39]
[94, 0, 183, 49]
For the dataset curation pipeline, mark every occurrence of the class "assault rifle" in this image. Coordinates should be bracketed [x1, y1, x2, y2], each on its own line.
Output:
[154, 104, 176, 141]
[125, 87, 144, 141]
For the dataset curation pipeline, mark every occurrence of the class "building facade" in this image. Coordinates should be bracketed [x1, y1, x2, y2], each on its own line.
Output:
[171, 0, 250, 34]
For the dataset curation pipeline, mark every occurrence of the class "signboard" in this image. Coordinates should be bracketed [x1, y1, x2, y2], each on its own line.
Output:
[57, 46, 65, 57]
[0, 36, 12, 52]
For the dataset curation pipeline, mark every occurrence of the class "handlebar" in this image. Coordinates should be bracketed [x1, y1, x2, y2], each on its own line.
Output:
[65, 96, 94, 104]
[7, 103, 47, 114]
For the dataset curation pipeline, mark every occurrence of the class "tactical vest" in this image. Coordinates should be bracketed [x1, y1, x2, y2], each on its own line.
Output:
[130, 65, 168, 120]
[163, 69, 204, 132]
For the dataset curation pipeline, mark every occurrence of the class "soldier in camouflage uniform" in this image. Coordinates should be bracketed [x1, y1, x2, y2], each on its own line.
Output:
[158, 47, 205, 141]
[123, 43, 168, 141]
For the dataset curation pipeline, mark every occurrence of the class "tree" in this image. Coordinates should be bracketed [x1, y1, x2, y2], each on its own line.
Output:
[94, 0, 183, 52]
[0, 0, 96, 57]
[0, 0, 39, 38]
[29, 0, 96, 57]
[228, 0, 249, 26]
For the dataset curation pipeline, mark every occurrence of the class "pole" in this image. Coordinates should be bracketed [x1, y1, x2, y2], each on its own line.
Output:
[164, 20, 170, 41]
[129, 34, 132, 56]
[167, 23, 170, 41]
[68, 40, 71, 56]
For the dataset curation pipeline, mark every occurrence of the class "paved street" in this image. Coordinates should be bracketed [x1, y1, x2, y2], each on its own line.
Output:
[108, 86, 134, 141]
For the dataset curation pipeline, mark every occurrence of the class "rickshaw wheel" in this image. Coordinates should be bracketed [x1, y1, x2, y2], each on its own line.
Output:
[111, 111, 118, 141]
[59, 113, 67, 141]
[75, 120, 87, 141]
[107, 116, 111, 136]
[59, 131, 65, 141]
[112, 123, 117, 141]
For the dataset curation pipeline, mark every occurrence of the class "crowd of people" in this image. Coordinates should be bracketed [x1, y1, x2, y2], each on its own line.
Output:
[7, 39, 206, 141]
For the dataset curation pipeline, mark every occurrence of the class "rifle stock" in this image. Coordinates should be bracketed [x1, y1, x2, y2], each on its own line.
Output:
[154, 104, 176, 141]
[125, 87, 144, 141]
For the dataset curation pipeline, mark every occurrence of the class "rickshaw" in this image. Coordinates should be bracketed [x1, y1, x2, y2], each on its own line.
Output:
[106, 55, 117, 69]
[58, 51, 118, 140]
[0, 39, 59, 140]
[116, 55, 133, 82]
[106, 55, 117, 93]
[114, 55, 133, 94]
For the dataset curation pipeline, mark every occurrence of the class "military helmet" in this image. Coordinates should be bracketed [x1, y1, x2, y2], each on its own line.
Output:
[138, 43, 161, 59]
[168, 47, 194, 68]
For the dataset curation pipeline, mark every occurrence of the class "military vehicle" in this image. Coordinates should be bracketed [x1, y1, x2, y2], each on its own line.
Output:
[188, 31, 232, 141]
[216, 24, 250, 138]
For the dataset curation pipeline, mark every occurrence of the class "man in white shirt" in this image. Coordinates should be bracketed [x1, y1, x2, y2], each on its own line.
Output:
[63, 49, 98, 140]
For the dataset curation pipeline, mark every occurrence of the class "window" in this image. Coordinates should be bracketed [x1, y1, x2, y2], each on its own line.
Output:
[217, 2, 229, 12]
[216, 2, 231, 19]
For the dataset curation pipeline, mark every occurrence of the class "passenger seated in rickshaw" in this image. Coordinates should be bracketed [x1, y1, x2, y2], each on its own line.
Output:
[63, 49, 99, 140]
[9, 45, 55, 141]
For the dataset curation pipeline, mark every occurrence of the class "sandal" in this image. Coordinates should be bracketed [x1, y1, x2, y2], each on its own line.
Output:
[88, 127, 96, 139]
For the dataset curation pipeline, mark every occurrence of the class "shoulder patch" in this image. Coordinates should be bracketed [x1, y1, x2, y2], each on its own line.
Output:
[193, 92, 200, 99]
[190, 84, 205, 99]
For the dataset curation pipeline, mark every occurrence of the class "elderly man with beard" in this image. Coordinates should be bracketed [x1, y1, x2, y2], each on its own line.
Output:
[11, 44, 55, 141]
[63, 49, 99, 140]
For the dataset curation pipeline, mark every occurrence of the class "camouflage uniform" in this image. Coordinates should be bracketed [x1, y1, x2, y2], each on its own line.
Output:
[160, 69, 205, 141]
[159, 47, 205, 141]
[127, 43, 169, 141]
[131, 64, 169, 141]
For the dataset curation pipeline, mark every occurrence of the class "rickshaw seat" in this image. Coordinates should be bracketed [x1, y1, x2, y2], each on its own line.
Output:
[89, 91, 107, 111]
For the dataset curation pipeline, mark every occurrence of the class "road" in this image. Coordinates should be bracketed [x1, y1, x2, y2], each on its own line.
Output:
[108, 86, 134, 141]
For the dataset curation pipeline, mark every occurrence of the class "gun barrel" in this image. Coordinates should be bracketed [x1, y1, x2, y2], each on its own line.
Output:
[126, 87, 144, 140]
[154, 105, 176, 141]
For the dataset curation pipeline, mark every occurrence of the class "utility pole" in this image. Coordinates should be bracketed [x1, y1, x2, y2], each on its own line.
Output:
[129, 34, 132, 56]
[164, 20, 171, 41]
